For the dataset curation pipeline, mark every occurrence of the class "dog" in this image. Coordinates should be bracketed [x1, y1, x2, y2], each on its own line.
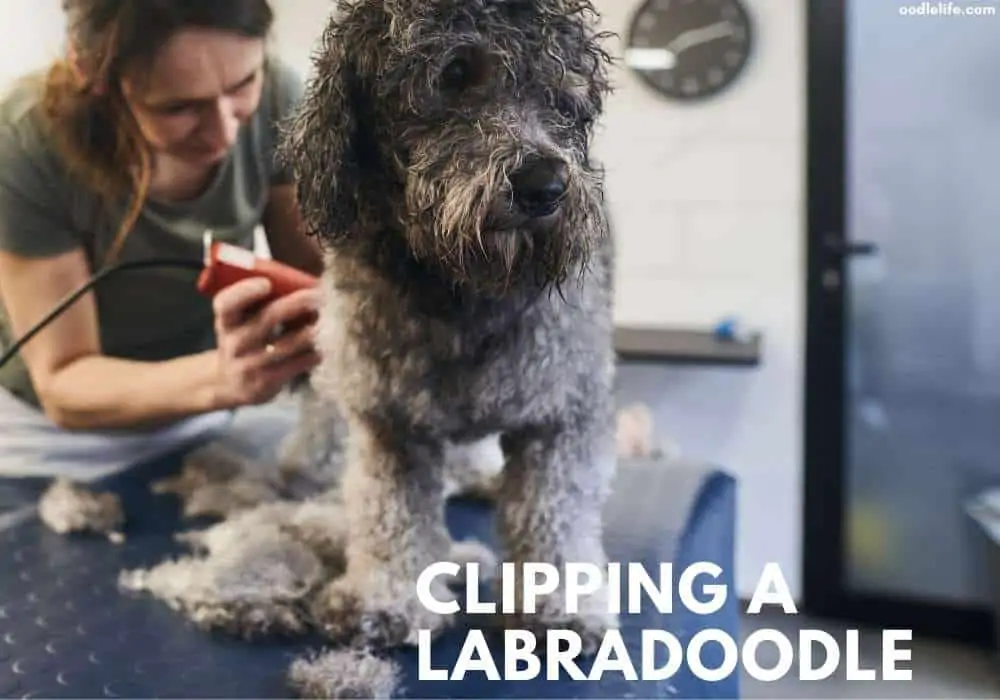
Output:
[277, 0, 618, 653]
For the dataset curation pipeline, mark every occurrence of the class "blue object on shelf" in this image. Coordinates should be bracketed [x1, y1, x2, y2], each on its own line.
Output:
[0, 453, 740, 699]
[713, 317, 743, 343]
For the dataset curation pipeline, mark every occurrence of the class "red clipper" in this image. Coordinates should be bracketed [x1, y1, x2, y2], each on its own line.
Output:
[196, 230, 318, 302]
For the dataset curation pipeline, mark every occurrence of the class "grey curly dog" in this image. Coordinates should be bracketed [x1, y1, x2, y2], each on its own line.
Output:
[277, 0, 619, 653]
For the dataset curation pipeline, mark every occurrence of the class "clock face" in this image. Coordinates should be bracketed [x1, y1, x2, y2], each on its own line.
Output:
[625, 0, 754, 102]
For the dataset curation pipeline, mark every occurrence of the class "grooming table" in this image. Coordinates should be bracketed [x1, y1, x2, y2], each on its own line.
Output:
[0, 450, 739, 699]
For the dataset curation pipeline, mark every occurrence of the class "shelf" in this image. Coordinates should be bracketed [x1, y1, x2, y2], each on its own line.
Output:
[614, 325, 762, 367]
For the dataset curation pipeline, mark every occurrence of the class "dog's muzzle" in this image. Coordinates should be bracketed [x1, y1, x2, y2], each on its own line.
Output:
[510, 155, 569, 219]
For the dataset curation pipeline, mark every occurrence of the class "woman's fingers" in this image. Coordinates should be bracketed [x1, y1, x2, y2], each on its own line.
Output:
[225, 288, 321, 358]
[266, 349, 322, 385]
[212, 277, 274, 332]
[208, 277, 322, 407]
[260, 288, 321, 332]
[255, 321, 318, 367]
[244, 348, 321, 401]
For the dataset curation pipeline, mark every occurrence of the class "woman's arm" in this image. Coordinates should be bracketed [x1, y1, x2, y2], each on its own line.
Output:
[262, 184, 325, 276]
[0, 247, 320, 431]
[0, 247, 225, 429]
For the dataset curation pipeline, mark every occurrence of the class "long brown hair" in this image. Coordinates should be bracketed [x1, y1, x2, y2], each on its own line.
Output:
[42, 0, 274, 263]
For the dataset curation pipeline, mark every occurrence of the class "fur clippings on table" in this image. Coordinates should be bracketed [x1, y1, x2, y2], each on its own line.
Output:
[176, 494, 350, 573]
[121, 453, 497, 642]
[38, 477, 125, 542]
[107, 396, 659, 691]
[287, 648, 402, 699]
[118, 399, 660, 642]
[118, 521, 326, 639]
[151, 442, 285, 519]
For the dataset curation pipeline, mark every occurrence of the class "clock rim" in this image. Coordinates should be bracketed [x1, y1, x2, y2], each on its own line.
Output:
[623, 0, 755, 103]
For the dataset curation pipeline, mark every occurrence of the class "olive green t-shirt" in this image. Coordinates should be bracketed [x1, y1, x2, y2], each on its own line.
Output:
[0, 57, 305, 408]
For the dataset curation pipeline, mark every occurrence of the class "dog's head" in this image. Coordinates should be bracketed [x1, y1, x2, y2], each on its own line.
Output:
[280, 0, 614, 297]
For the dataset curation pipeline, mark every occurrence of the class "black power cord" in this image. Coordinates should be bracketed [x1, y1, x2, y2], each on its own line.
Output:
[0, 258, 206, 371]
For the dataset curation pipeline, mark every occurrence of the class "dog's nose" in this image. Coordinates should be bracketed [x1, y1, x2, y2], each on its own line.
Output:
[511, 156, 569, 217]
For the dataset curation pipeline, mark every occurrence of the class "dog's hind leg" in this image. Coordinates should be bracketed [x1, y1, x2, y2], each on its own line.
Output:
[310, 422, 455, 648]
[495, 401, 620, 655]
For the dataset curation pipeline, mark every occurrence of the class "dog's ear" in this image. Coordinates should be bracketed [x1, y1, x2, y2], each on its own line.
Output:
[277, 19, 365, 246]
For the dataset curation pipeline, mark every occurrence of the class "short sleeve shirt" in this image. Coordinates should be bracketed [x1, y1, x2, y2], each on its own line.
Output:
[0, 56, 305, 407]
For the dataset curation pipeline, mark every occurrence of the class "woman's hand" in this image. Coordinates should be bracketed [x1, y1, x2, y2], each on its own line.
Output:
[211, 277, 321, 408]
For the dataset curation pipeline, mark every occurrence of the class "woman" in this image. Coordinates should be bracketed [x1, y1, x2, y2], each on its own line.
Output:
[0, 0, 324, 478]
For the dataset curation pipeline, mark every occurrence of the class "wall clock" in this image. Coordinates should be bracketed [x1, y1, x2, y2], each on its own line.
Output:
[624, 0, 754, 102]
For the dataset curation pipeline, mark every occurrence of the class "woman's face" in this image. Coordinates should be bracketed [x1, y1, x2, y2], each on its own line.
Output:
[121, 27, 265, 168]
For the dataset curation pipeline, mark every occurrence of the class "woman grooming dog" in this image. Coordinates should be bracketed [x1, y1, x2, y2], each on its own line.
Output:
[0, 0, 323, 478]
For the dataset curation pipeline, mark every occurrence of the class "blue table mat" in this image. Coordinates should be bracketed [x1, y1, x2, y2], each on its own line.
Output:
[0, 451, 740, 699]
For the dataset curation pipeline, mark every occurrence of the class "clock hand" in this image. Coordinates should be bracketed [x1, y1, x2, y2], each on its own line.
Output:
[625, 46, 678, 70]
[666, 21, 735, 55]
[624, 19, 737, 72]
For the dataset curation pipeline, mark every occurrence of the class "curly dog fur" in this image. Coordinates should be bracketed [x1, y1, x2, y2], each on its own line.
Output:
[277, 0, 619, 652]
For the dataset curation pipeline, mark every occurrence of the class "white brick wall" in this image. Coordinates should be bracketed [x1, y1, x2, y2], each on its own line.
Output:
[593, 0, 807, 598]
[594, 0, 803, 328]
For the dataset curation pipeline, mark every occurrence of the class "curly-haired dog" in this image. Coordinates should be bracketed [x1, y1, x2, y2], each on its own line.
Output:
[278, 0, 618, 653]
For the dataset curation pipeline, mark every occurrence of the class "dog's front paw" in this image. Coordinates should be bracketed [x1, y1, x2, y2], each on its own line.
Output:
[558, 608, 620, 657]
[515, 600, 620, 657]
[311, 576, 454, 649]
[496, 568, 620, 656]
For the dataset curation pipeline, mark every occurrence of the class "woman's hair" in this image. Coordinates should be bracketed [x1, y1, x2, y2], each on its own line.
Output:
[43, 0, 274, 262]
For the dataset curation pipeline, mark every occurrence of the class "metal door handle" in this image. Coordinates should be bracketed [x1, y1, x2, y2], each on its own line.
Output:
[824, 234, 878, 257]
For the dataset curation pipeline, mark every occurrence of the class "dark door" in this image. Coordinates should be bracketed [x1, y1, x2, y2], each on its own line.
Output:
[803, 0, 999, 646]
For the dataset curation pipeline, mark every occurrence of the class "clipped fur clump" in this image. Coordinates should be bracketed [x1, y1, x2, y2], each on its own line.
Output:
[280, 495, 353, 571]
[288, 648, 403, 699]
[152, 442, 284, 519]
[442, 437, 505, 501]
[178, 477, 284, 519]
[119, 527, 326, 639]
[38, 478, 125, 542]
[177, 495, 351, 574]
[152, 441, 251, 496]
[119, 492, 352, 639]
[126, 452, 497, 643]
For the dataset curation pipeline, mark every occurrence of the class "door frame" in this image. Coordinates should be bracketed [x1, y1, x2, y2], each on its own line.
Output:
[801, 0, 994, 647]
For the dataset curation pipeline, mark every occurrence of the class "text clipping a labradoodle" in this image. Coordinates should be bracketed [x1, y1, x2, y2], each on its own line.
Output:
[415, 562, 915, 683]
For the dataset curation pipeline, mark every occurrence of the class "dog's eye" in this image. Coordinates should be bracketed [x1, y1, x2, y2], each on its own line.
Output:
[552, 92, 590, 125]
[440, 58, 476, 93]
[439, 51, 486, 93]
[553, 93, 576, 117]
[441, 59, 471, 89]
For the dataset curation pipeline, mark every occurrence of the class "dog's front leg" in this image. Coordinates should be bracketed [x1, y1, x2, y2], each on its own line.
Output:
[311, 421, 454, 648]
[496, 407, 619, 655]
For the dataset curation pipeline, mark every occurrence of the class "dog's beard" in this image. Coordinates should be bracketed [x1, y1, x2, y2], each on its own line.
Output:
[403, 139, 606, 298]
